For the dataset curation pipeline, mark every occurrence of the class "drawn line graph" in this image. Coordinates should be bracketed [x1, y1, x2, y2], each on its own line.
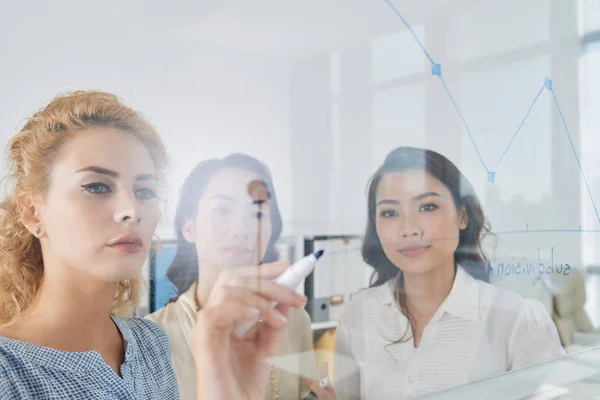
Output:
[382, 0, 600, 224]
[324, 227, 600, 258]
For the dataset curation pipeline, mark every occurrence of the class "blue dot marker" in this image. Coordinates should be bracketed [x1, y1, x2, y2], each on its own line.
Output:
[544, 76, 553, 91]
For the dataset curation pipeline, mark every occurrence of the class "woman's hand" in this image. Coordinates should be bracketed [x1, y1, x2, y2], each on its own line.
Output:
[305, 361, 337, 400]
[193, 261, 307, 400]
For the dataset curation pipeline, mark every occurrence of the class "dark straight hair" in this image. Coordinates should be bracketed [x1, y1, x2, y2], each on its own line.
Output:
[362, 147, 490, 343]
[166, 154, 282, 299]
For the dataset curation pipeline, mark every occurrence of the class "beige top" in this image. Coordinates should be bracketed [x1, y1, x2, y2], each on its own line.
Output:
[147, 284, 315, 400]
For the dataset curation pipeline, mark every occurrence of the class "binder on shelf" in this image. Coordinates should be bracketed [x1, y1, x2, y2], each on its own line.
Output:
[304, 235, 373, 325]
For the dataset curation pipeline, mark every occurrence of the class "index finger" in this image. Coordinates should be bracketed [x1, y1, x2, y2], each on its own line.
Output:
[319, 361, 329, 380]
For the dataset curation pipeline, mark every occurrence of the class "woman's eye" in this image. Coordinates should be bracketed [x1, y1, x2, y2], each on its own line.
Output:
[81, 182, 111, 194]
[214, 207, 231, 215]
[380, 210, 398, 218]
[420, 203, 438, 212]
[135, 188, 157, 200]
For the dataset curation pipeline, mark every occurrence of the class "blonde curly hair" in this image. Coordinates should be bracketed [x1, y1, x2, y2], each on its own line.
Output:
[0, 91, 168, 326]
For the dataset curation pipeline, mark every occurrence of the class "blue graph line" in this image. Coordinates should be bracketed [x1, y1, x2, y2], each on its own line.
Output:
[438, 75, 489, 174]
[485, 228, 600, 236]
[495, 83, 546, 168]
[382, 0, 434, 64]
[326, 228, 600, 257]
[382, 0, 600, 223]
[551, 90, 600, 222]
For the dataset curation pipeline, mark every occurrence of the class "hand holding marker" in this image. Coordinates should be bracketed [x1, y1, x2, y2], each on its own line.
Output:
[304, 361, 335, 400]
[303, 378, 331, 400]
[233, 250, 325, 339]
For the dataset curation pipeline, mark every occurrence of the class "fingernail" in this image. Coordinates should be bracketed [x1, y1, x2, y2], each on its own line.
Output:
[275, 310, 288, 323]
[246, 306, 261, 316]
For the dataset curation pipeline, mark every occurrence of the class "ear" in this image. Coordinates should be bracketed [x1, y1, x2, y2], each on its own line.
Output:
[458, 207, 469, 230]
[182, 219, 196, 244]
[19, 194, 45, 237]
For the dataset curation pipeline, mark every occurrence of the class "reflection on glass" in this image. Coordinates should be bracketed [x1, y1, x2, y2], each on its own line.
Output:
[423, 345, 600, 399]
[457, 56, 552, 206]
[147, 154, 316, 400]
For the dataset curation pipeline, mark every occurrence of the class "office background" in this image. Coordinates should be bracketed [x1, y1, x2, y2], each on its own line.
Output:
[1, 0, 600, 336]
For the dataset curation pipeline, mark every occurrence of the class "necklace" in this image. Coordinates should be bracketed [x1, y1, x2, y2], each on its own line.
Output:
[269, 365, 280, 399]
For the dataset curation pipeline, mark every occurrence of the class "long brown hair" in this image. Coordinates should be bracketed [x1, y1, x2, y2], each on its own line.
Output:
[166, 153, 282, 299]
[362, 147, 490, 343]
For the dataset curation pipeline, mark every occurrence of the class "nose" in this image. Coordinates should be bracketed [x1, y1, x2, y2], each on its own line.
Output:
[401, 227, 423, 238]
[113, 192, 141, 225]
[401, 213, 423, 239]
[230, 213, 254, 241]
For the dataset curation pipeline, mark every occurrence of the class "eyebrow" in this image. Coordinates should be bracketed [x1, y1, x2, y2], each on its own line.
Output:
[75, 166, 156, 181]
[210, 194, 236, 202]
[413, 191, 441, 201]
[376, 191, 441, 206]
[136, 174, 157, 181]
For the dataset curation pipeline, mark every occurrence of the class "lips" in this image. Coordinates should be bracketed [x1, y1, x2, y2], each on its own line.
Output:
[107, 233, 144, 254]
[398, 244, 431, 257]
[224, 246, 252, 256]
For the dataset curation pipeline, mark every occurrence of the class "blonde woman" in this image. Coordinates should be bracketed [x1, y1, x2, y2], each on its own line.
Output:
[0, 91, 306, 399]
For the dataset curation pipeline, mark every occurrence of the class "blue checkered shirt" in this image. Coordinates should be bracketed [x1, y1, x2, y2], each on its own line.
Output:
[0, 316, 180, 399]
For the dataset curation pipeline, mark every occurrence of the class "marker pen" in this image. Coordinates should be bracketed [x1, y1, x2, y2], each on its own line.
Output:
[233, 250, 324, 338]
[319, 377, 330, 389]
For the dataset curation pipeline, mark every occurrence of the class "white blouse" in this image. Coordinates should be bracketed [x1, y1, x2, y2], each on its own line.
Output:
[334, 266, 566, 400]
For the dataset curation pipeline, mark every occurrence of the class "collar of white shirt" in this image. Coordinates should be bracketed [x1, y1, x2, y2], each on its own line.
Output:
[371, 265, 481, 322]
